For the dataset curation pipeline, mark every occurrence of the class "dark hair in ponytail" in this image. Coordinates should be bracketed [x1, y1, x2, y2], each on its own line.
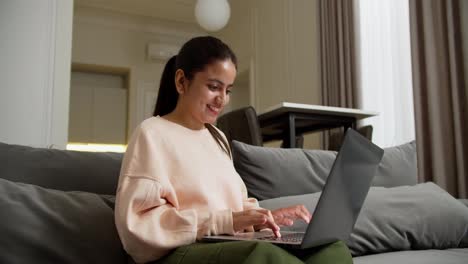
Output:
[154, 56, 178, 117]
[153, 36, 237, 157]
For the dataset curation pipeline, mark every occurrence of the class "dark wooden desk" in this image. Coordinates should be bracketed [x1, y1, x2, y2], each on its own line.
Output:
[258, 102, 378, 148]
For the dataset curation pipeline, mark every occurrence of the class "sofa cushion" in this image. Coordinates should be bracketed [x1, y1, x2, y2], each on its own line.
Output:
[372, 140, 417, 187]
[0, 142, 123, 195]
[353, 248, 468, 264]
[232, 140, 335, 200]
[0, 177, 127, 264]
[232, 140, 417, 200]
[259, 182, 468, 256]
[459, 199, 468, 208]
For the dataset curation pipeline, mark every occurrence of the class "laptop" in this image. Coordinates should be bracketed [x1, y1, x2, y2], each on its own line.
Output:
[202, 128, 384, 249]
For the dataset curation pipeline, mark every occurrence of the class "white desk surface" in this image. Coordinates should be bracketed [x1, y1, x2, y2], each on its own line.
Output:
[258, 102, 378, 120]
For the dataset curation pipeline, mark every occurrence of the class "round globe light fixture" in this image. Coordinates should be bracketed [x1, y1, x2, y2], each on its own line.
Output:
[195, 0, 231, 32]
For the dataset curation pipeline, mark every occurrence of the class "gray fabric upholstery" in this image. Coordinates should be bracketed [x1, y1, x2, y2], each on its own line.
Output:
[353, 248, 468, 264]
[259, 183, 468, 257]
[0, 177, 126, 264]
[232, 140, 335, 200]
[459, 199, 468, 208]
[348, 183, 468, 255]
[232, 140, 418, 200]
[372, 140, 417, 187]
[0, 142, 122, 195]
[0, 140, 461, 263]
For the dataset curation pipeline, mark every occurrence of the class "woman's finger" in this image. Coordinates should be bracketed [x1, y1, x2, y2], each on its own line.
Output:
[283, 205, 311, 223]
[296, 205, 312, 223]
[233, 210, 269, 232]
[271, 205, 311, 226]
[256, 209, 281, 237]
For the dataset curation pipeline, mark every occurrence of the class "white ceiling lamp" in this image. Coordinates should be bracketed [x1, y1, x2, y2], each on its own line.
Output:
[195, 0, 231, 32]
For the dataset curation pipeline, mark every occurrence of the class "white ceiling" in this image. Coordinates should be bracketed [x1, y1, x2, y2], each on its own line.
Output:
[74, 0, 197, 24]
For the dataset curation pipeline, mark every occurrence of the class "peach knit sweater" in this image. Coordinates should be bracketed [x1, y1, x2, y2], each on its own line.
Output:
[115, 116, 259, 263]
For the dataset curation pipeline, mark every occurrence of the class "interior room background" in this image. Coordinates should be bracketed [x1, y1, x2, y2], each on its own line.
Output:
[0, 0, 467, 197]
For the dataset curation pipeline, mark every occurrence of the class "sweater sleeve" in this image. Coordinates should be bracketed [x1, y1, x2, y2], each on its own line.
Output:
[115, 176, 233, 263]
[114, 125, 234, 263]
[241, 181, 259, 211]
[237, 179, 260, 233]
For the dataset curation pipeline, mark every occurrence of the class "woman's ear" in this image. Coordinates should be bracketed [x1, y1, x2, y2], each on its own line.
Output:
[175, 69, 187, 95]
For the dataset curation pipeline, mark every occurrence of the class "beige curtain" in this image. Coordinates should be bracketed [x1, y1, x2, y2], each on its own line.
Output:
[319, 0, 359, 150]
[409, 0, 468, 198]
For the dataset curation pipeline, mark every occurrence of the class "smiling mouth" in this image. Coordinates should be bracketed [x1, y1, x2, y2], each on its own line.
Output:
[207, 105, 221, 114]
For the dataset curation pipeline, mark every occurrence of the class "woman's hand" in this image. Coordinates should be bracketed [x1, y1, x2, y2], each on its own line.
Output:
[270, 205, 312, 227]
[232, 209, 281, 237]
[232, 205, 311, 237]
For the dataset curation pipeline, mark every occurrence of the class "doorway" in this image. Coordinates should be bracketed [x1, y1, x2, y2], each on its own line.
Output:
[67, 63, 130, 152]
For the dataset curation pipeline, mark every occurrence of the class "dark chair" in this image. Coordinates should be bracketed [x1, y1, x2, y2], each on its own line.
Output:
[327, 125, 373, 151]
[217, 106, 263, 147]
[217, 106, 304, 148]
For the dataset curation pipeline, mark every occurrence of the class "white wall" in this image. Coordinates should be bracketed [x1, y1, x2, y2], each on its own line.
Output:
[215, 0, 322, 148]
[0, 0, 73, 148]
[72, 2, 323, 149]
[72, 6, 205, 137]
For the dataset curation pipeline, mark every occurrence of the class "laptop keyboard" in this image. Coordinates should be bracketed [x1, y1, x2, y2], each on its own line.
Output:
[257, 233, 303, 243]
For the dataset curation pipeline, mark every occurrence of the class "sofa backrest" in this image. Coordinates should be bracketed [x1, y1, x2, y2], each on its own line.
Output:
[232, 140, 418, 200]
[0, 142, 123, 195]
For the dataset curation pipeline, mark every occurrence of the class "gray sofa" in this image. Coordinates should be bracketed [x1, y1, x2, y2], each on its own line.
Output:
[1, 140, 467, 263]
[232, 140, 468, 263]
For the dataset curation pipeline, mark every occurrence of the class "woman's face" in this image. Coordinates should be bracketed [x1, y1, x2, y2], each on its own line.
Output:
[177, 59, 237, 126]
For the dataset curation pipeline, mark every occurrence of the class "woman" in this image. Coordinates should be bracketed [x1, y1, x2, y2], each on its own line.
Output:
[115, 36, 352, 264]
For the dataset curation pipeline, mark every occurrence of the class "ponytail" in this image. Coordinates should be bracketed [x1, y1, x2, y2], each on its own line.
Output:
[205, 123, 232, 159]
[153, 56, 178, 117]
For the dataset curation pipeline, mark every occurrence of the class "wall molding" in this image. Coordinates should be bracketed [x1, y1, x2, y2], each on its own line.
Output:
[74, 6, 205, 44]
[75, 0, 195, 23]
[288, 0, 298, 101]
[173, 0, 194, 6]
[283, 0, 293, 101]
[251, 6, 259, 109]
[136, 81, 158, 125]
[44, 0, 57, 147]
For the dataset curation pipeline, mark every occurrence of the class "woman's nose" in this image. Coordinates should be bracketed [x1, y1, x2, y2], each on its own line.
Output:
[215, 93, 225, 105]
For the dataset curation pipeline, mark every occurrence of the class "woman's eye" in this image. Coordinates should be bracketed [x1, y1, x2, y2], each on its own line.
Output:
[226, 89, 232, 95]
[208, 85, 218, 91]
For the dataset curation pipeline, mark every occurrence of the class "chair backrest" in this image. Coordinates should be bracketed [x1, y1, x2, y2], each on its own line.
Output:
[216, 106, 263, 146]
[328, 125, 373, 151]
[357, 125, 373, 141]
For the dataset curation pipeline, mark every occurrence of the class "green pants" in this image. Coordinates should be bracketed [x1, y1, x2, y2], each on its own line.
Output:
[155, 241, 352, 264]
